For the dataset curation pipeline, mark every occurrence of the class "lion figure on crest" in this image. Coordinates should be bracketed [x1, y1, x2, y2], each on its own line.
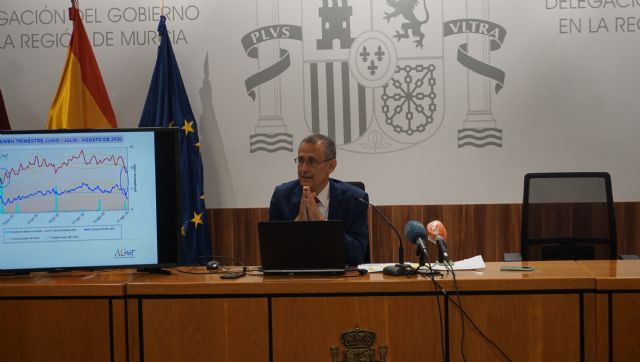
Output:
[384, 0, 430, 48]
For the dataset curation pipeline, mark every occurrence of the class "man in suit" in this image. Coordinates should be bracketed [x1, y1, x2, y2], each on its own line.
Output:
[269, 134, 369, 265]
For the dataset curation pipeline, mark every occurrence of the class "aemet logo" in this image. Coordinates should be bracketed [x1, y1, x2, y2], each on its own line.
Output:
[114, 249, 136, 258]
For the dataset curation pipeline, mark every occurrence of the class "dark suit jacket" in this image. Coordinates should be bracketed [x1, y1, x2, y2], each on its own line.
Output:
[269, 179, 369, 265]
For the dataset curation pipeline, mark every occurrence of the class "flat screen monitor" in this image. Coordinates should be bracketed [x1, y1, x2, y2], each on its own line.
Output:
[0, 128, 181, 272]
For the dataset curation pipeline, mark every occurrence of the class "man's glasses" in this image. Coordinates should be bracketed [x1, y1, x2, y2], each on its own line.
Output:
[294, 157, 334, 167]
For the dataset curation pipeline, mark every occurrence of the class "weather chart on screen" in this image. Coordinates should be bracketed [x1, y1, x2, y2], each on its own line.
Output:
[0, 131, 158, 270]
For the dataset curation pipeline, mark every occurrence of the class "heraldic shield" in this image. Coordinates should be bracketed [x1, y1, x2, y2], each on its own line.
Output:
[302, 0, 444, 154]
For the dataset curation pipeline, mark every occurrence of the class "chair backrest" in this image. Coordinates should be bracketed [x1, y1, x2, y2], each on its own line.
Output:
[521, 172, 617, 261]
[346, 181, 365, 191]
[346, 181, 368, 262]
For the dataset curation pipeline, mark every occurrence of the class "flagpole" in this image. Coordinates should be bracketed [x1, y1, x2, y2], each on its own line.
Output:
[0, 89, 11, 130]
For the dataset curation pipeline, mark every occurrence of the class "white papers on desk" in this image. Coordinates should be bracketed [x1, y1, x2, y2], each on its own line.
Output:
[357, 263, 397, 273]
[428, 255, 486, 271]
[359, 255, 485, 273]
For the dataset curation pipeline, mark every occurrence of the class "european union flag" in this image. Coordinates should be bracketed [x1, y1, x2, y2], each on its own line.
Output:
[139, 16, 211, 264]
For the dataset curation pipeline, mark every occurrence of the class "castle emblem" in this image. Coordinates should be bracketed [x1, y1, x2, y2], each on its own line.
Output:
[302, 0, 444, 154]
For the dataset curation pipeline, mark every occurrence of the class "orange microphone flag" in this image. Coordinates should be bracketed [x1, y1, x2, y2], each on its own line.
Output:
[47, 0, 117, 129]
[426, 220, 448, 241]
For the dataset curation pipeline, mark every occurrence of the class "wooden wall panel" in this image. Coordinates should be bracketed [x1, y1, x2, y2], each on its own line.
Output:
[208, 202, 640, 266]
[209, 208, 269, 265]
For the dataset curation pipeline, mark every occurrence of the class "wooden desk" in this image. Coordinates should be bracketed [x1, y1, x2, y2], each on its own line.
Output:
[0, 270, 138, 362]
[126, 271, 271, 362]
[126, 261, 595, 362]
[444, 261, 596, 362]
[578, 260, 640, 362]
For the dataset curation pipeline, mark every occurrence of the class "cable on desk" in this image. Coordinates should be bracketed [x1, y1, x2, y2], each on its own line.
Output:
[195, 254, 248, 273]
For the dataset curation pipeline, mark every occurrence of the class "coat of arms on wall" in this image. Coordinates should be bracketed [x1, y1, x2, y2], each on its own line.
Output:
[242, 0, 507, 153]
[330, 327, 387, 362]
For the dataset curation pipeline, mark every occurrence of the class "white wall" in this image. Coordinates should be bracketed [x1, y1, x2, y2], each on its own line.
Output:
[2, 0, 639, 207]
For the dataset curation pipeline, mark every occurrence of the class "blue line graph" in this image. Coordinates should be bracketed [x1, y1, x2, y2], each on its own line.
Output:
[0, 148, 129, 214]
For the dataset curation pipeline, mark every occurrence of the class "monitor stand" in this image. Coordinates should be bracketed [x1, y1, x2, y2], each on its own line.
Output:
[0, 271, 30, 277]
[137, 267, 172, 275]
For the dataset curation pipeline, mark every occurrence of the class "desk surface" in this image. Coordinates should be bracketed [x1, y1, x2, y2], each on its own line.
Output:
[0, 269, 140, 297]
[578, 260, 640, 290]
[1, 261, 616, 296]
[125, 261, 594, 295]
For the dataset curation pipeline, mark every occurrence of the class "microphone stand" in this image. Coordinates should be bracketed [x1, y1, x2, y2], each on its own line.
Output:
[435, 236, 455, 268]
[356, 197, 412, 276]
[415, 240, 441, 277]
[356, 197, 416, 275]
[416, 245, 425, 268]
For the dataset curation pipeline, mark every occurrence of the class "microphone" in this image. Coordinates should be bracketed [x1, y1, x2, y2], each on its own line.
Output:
[426, 220, 451, 264]
[404, 220, 429, 259]
[355, 197, 411, 276]
[404, 220, 443, 277]
[435, 235, 450, 263]
[426, 220, 448, 241]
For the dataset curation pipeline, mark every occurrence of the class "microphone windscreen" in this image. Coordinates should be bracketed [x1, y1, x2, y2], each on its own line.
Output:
[404, 220, 427, 244]
[427, 220, 448, 242]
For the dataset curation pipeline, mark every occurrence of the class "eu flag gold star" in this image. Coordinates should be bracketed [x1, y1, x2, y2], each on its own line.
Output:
[191, 211, 203, 228]
[182, 120, 194, 135]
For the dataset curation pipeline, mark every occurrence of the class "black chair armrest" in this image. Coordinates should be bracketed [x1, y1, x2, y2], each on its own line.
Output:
[504, 252, 523, 262]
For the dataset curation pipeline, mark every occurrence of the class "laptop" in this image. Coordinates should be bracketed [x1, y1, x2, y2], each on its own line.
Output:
[258, 220, 347, 275]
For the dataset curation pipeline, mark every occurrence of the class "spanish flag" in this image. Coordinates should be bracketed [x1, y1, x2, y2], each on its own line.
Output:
[47, 1, 117, 129]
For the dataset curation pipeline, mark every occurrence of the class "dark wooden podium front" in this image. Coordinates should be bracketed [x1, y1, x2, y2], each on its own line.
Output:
[0, 270, 137, 362]
[126, 261, 596, 362]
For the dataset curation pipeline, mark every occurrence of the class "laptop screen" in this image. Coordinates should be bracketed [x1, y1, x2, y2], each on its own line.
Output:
[258, 220, 346, 273]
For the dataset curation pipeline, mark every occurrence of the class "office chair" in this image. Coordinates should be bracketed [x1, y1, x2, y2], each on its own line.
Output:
[346, 181, 365, 191]
[346, 181, 369, 262]
[515, 172, 617, 261]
